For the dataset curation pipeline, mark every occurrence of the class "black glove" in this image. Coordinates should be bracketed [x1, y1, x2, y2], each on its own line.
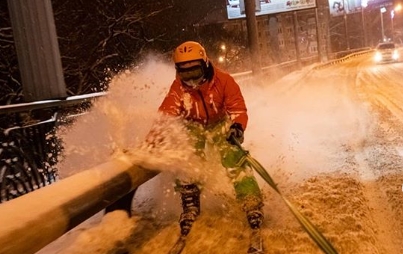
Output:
[226, 123, 244, 145]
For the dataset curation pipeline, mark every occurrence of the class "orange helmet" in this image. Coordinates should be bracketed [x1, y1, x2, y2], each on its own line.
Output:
[173, 41, 208, 64]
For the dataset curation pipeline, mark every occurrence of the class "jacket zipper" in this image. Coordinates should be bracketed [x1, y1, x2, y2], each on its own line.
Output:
[197, 90, 209, 126]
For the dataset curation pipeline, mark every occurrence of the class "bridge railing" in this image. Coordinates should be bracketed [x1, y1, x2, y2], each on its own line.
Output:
[0, 118, 59, 202]
[0, 92, 106, 203]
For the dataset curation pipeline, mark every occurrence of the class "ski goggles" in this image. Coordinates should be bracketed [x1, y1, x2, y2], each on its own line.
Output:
[176, 65, 204, 81]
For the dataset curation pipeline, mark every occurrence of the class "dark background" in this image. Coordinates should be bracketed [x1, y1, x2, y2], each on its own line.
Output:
[0, 0, 245, 105]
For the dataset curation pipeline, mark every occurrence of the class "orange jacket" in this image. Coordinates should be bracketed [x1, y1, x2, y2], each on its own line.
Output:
[158, 67, 248, 130]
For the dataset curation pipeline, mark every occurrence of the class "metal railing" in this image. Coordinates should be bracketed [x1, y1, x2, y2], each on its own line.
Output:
[0, 154, 159, 254]
[313, 48, 373, 70]
[232, 55, 319, 81]
[0, 119, 59, 202]
[0, 92, 106, 203]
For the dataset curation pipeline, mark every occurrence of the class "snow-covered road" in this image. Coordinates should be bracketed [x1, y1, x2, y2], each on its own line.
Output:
[38, 53, 403, 254]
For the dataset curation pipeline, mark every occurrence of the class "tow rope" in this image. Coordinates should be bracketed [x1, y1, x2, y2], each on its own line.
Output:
[232, 137, 339, 254]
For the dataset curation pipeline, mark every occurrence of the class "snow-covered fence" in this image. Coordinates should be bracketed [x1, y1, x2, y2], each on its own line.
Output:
[0, 119, 59, 202]
[313, 48, 373, 70]
[0, 92, 106, 203]
[0, 92, 106, 115]
[0, 154, 159, 254]
[232, 55, 318, 82]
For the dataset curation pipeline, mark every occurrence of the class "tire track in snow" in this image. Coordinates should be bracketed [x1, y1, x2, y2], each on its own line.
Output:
[353, 60, 403, 253]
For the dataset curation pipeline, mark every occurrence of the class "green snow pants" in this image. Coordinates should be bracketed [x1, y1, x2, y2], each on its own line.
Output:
[185, 120, 263, 211]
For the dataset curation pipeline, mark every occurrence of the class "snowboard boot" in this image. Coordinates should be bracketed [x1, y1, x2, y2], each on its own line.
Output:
[241, 195, 264, 229]
[178, 183, 201, 235]
[247, 209, 264, 229]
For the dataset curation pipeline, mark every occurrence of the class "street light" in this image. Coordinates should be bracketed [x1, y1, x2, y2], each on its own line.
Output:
[391, 10, 395, 41]
[380, 6, 387, 42]
[218, 44, 227, 67]
[343, 0, 350, 50]
[391, 4, 402, 42]
[361, 0, 368, 46]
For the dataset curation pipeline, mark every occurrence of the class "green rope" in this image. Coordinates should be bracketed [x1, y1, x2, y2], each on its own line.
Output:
[232, 138, 338, 254]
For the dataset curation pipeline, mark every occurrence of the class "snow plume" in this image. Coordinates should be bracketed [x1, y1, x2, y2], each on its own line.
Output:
[55, 54, 236, 222]
[121, 115, 207, 183]
[240, 67, 375, 184]
[57, 56, 179, 177]
[56, 56, 221, 187]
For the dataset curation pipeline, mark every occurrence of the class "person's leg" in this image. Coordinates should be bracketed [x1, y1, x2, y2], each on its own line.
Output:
[231, 167, 264, 229]
[174, 122, 205, 235]
[210, 122, 264, 229]
[175, 181, 201, 235]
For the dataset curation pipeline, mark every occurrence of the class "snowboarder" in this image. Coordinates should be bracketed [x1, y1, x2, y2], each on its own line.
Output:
[156, 41, 265, 236]
[105, 41, 264, 237]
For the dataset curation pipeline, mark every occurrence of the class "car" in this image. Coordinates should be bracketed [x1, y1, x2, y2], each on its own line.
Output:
[374, 42, 400, 63]
[228, 0, 240, 8]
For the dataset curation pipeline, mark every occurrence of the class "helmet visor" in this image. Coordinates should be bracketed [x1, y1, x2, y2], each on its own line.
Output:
[177, 65, 204, 81]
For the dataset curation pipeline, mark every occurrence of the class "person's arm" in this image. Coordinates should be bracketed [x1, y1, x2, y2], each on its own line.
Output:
[145, 81, 183, 147]
[224, 75, 248, 130]
[158, 81, 183, 116]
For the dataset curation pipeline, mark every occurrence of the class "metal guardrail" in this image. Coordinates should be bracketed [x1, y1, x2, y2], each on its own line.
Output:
[0, 92, 106, 115]
[0, 155, 159, 254]
[232, 56, 319, 81]
[313, 48, 374, 70]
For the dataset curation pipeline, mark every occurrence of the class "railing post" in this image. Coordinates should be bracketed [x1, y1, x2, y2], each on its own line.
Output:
[7, 0, 66, 102]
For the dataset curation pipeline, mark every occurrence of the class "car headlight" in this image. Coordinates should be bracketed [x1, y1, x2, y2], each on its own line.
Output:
[374, 52, 382, 62]
[393, 49, 399, 60]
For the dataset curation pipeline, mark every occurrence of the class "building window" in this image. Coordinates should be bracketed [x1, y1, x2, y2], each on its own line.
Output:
[310, 45, 317, 53]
